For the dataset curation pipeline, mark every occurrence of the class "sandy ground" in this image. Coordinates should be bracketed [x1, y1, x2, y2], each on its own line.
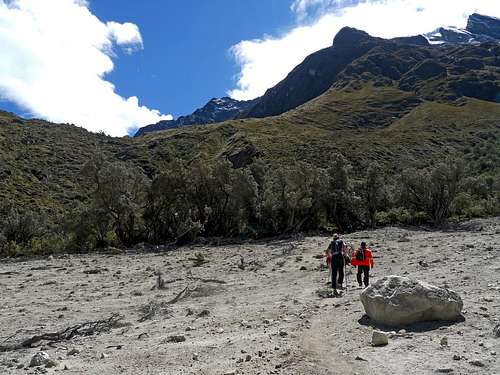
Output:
[1, 218, 499, 375]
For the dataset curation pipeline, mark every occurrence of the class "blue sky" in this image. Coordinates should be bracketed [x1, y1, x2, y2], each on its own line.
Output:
[0, 0, 498, 136]
[87, 0, 294, 117]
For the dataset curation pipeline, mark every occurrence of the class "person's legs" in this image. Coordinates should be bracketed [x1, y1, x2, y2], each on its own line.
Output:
[357, 266, 363, 286]
[363, 266, 370, 287]
[331, 263, 338, 289]
[337, 259, 344, 288]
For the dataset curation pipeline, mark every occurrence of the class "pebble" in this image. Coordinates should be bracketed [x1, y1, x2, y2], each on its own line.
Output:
[469, 359, 485, 367]
[29, 352, 50, 367]
[279, 330, 288, 337]
[452, 354, 461, 361]
[435, 368, 454, 373]
[440, 337, 448, 347]
[372, 330, 389, 347]
[167, 335, 186, 343]
[67, 348, 80, 356]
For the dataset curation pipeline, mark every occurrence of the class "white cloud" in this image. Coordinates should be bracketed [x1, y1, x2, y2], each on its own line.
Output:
[0, 0, 171, 136]
[229, 0, 500, 100]
[107, 21, 143, 53]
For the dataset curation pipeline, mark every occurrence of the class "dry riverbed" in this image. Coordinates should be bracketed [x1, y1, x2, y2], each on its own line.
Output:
[1, 218, 499, 374]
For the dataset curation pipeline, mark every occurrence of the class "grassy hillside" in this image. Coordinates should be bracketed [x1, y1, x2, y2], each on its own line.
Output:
[1, 81, 499, 219]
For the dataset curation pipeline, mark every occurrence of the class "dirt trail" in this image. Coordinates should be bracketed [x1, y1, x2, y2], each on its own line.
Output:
[1, 218, 499, 374]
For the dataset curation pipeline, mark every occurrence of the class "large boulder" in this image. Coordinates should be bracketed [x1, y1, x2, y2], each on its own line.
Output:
[360, 276, 463, 327]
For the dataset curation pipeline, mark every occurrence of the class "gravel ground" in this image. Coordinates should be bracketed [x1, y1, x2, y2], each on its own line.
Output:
[0, 218, 499, 374]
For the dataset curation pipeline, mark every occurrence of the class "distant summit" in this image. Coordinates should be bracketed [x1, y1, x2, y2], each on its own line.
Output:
[425, 13, 500, 45]
[135, 97, 256, 137]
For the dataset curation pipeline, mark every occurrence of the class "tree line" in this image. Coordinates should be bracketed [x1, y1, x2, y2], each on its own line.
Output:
[1, 152, 499, 257]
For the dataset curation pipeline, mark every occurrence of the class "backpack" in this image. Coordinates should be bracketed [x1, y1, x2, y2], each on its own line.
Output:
[356, 248, 366, 262]
[330, 239, 344, 255]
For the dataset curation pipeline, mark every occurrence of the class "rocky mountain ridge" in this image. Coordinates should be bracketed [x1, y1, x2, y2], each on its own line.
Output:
[135, 13, 499, 137]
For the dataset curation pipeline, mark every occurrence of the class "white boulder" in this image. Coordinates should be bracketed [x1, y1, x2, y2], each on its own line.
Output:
[360, 275, 463, 326]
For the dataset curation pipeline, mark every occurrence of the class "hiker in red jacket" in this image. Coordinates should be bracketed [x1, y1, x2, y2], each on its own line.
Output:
[351, 241, 374, 288]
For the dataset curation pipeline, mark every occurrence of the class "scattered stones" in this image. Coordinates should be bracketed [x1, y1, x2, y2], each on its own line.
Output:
[360, 276, 463, 326]
[29, 352, 50, 367]
[372, 330, 389, 347]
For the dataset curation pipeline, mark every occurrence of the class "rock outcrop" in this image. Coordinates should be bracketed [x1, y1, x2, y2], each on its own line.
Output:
[360, 275, 463, 326]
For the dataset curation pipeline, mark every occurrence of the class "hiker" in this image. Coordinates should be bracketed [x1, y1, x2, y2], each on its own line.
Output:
[327, 234, 346, 295]
[351, 241, 374, 288]
[324, 248, 332, 284]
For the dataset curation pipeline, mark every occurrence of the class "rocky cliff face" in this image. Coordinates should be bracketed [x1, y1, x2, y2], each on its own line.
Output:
[425, 13, 500, 45]
[135, 97, 256, 137]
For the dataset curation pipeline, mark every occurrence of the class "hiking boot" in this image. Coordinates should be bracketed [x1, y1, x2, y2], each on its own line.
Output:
[333, 289, 339, 297]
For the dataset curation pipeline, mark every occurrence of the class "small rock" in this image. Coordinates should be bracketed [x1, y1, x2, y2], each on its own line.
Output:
[45, 359, 59, 368]
[67, 348, 80, 356]
[279, 330, 288, 337]
[299, 266, 307, 271]
[355, 356, 368, 361]
[491, 351, 497, 356]
[372, 330, 389, 347]
[469, 359, 484, 367]
[166, 335, 186, 343]
[435, 368, 453, 373]
[493, 324, 500, 337]
[29, 352, 50, 367]
[100, 353, 108, 359]
[245, 354, 252, 362]
[440, 337, 448, 347]
[223, 371, 237, 375]
[452, 354, 461, 360]
[192, 353, 199, 361]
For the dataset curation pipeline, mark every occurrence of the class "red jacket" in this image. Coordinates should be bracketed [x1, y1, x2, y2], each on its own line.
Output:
[351, 248, 374, 268]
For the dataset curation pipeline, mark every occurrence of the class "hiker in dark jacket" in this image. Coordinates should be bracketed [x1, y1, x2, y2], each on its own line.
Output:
[327, 234, 346, 295]
[351, 241, 374, 288]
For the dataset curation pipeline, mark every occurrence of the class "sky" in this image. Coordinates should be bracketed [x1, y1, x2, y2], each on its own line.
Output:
[0, 0, 499, 136]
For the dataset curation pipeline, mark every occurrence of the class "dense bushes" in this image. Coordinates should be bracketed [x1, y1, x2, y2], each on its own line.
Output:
[1, 152, 499, 257]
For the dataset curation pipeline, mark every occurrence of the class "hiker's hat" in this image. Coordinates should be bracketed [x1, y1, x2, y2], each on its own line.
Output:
[361, 241, 367, 248]
[333, 233, 339, 239]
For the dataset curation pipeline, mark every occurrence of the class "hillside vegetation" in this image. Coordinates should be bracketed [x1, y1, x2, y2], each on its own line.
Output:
[0, 31, 499, 256]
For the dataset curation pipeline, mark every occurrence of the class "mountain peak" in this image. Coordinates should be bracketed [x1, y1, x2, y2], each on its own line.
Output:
[332, 27, 371, 46]
[466, 13, 500, 39]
